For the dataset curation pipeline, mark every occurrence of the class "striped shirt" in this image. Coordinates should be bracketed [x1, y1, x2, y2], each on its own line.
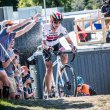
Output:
[42, 23, 68, 46]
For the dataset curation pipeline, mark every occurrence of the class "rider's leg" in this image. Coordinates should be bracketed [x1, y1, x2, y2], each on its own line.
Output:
[61, 54, 68, 65]
[59, 54, 68, 78]
[45, 61, 53, 93]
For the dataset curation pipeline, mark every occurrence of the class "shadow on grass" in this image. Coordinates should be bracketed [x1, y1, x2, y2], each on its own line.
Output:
[0, 98, 94, 109]
[0, 105, 29, 110]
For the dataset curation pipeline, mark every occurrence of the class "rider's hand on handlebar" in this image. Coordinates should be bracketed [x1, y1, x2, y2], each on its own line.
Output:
[48, 46, 54, 53]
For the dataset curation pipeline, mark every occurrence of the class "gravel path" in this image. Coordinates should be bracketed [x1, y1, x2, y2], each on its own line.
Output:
[1, 95, 110, 110]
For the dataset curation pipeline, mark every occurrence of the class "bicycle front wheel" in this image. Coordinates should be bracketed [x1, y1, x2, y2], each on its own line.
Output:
[57, 64, 77, 97]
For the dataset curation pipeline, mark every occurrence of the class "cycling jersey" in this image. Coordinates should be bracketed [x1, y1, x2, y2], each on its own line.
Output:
[42, 23, 68, 47]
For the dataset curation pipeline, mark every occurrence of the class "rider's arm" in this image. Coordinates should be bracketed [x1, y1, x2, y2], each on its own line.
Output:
[42, 25, 50, 50]
[66, 36, 74, 48]
[61, 25, 74, 49]
[42, 40, 49, 50]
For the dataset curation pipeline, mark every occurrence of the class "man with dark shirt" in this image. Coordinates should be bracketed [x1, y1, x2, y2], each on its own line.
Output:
[101, 0, 110, 42]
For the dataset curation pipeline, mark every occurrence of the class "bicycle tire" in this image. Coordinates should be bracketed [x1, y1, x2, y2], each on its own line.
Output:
[56, 64, 77, 97]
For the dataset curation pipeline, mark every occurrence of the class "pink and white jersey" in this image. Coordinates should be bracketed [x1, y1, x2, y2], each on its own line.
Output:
[42, 23, 68, 46]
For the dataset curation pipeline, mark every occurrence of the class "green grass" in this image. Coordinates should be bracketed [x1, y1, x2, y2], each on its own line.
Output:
[0, 98, 94, 110]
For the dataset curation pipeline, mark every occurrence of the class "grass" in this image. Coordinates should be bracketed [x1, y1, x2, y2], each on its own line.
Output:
[0, 98, 93, 110]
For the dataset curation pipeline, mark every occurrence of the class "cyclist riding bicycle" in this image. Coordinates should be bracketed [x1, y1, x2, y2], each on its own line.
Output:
[42, 12, 75, 96]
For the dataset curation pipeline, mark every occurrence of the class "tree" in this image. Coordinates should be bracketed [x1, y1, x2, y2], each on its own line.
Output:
[0, 0, 18, 11]
[84, 0, 94, 10]
[71, 0, 85, 11]
[18, 0, 99, 12]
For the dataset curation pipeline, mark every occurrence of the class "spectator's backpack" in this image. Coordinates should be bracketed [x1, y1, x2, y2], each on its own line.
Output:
[89, 86, 97, 95]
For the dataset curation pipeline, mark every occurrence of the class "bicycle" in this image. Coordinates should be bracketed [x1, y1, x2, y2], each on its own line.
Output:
[43, 49, 77, 99]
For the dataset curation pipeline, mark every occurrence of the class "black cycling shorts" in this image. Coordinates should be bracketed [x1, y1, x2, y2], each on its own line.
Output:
[43, 43, 61, 61]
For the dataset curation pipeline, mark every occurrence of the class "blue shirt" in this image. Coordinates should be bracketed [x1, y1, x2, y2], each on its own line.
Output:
[23, 87, 32, 99]
[4, 49, 15, 77]
[0, 28, 16, 62]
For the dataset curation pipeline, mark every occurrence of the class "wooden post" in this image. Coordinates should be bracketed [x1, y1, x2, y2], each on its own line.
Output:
[90, 13, 93, 31]
[74, 14, 107, 46]
[74, 20, 79, 45]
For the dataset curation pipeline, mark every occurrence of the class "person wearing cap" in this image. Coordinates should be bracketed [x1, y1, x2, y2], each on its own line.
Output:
[77, 76, 97, 96]
[3, 39, 24, 99]
[101, 0, 110, 42]
[21, 66, 30, 78]
[0, 13, 40, 99]
[2, 39, 17, 99]
[77, 76, 90, 96]
[23, 75, 34, 99]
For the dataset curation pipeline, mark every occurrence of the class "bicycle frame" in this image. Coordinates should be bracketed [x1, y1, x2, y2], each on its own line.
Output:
[42, 49, 76, 98]
[52, 54, 69, 97]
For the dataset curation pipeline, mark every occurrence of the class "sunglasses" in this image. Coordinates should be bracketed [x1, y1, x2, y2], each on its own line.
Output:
[53, 21, 61, 24]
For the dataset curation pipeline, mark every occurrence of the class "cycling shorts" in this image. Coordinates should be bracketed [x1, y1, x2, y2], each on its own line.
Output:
[43, 43, 61, 61]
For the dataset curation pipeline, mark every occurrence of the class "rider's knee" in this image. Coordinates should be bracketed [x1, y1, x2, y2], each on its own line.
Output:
[46, 62, 53, 72]
[61, 54, 68, 64]
[46, 62, 52, 67]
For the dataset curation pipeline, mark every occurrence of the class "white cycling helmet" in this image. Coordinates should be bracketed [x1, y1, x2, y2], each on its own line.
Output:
[50, 12, 63, 22]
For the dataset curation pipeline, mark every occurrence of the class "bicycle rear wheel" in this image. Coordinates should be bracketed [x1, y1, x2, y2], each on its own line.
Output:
[57, 64, 77, 97]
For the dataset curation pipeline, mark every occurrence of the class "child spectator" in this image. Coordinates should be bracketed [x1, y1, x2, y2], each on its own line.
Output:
[22, 74, 34, 99]
[77, 76, 97, 96]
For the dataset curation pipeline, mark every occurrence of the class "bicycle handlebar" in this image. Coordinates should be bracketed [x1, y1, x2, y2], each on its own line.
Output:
[50, 49, 76, 62]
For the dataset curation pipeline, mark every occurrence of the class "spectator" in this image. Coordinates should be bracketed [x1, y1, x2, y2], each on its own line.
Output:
[101, 0, 110, 42]
[23, 75, 34, 99]
[21, 66, 30, 78]
[0, 13, 40, 98]
[2, 39, 17, 99]
[0, 80, 3, 98]
[77, 76, 97, 96]
[13, 49, 21, 90]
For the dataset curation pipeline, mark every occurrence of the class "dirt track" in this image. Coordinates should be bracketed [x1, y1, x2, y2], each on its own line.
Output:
[55, 95, 110, 110]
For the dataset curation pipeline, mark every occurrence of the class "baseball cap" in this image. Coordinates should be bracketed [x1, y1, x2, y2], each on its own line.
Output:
[1, 20, 13, 29]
